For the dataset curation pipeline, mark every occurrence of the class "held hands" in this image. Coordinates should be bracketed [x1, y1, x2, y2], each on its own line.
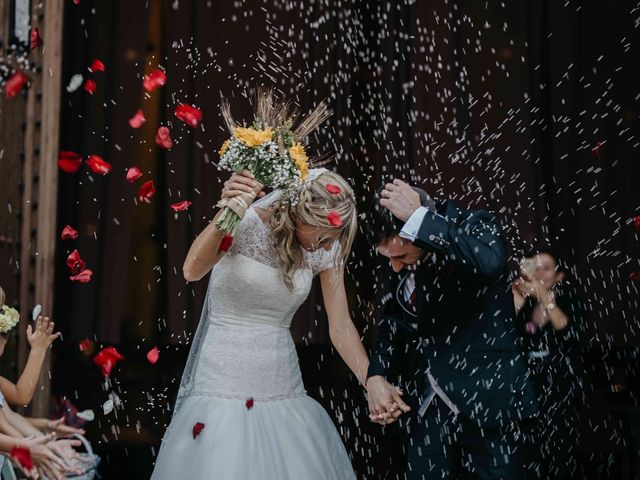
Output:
[366, 375, 411, 425]
[26, 316, 61, 352]
[380, 179, 421, 222]
[218, 170, 265, 219]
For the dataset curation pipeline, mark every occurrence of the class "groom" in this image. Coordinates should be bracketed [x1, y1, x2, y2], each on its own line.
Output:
[365, 179, 538, 479]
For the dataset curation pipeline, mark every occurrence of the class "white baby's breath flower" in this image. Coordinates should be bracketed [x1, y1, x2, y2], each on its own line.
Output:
[0, 305, 20, 334]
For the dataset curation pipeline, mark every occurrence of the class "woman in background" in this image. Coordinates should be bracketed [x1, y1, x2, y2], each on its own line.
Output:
[513, 247, 586, 479]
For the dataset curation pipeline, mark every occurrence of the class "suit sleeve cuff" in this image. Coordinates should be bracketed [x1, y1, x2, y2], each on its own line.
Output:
[367, 362, 387, 380]
[400, 206, 429, 242]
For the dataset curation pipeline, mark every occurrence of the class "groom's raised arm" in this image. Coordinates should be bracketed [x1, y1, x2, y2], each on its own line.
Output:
[404, 204, 507, 282]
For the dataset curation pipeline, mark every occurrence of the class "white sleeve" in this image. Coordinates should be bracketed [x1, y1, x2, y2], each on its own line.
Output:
[399, 206, 429, 242]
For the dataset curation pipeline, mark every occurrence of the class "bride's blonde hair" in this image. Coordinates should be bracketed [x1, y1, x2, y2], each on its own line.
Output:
[269, 171, 357, 290]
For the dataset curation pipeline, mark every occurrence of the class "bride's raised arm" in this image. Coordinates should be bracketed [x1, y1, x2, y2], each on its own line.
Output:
[183, 170, 262, 281]
[319, 267, 370, 387]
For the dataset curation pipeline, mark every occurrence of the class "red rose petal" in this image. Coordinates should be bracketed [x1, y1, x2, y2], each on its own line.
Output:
[128, 109, 146, 129]
[192, 422, 205, 439]
[93, 346, 125, 378]
[633, 215, 640, 231]
[58, 151, 83, 173]
[326, 184, 342, 195]
[73, 0, 80, 4]
[591, 141, 604, 159]
[66, 250, 86, 275]
[79, 339, 93, 352]
[245, 398, 254, 410]
[5, 71, 29, 98]
[147, 347, 159, 365]
[630, 271, 640, 281]
[143, 69, 166, 92]
[84, 79, 96, 95]
[174, 104, 203, 128]
[327, 210, 343, 227]
[126, 166, 143, 183]
[89, 59, 105, 73]
[10, 447, 33, 471]
[171, 200, 192, 212]
[30, 28, 43, 50]
[155, 126, 173, 149]
[61, 225, 79, 240]
[85, 155, 112, 175]
[70, 269, 92, 283]
[139, 180, 156, 203]
[219, 235, 233, 252]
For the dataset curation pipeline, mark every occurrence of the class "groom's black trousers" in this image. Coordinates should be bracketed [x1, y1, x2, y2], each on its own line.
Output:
[405, 398, 527, 480]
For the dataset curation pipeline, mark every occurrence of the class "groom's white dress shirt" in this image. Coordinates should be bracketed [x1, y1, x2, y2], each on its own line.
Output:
[398, 207, 460, 418]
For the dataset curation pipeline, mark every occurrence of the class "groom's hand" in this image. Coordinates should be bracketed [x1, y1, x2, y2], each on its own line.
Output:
[366, 376, 410, 425]
[380, 179, 421, 222]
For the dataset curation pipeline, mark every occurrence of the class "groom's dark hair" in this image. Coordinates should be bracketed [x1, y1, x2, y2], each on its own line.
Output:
[365, 184, 435, 246]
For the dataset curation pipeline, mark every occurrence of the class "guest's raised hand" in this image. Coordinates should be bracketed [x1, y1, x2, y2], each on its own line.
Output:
[27, 316, 61, 351]
[379, 179, 421, 222]
[45, 417, 85, 437]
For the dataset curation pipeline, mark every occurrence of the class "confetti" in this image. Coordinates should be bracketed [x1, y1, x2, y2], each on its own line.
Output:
[85, 155, 112, 175]
[171, 200, 192, 212]
[58, 151, 83, 173]
[129, 109, 146, 129]
[147, 347, 159, 365]
[5, 71, 29, 98]
[192, 422, 205, 439]
[143, 68, 166, 92]
[61, 225, 79, 240]
[155, 126, 173, 149]
[174, 104, 203, 127]
[126, 166, 143, 183]
[139, 180, 156, 203]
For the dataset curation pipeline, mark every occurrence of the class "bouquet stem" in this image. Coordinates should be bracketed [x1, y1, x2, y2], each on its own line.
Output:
[215, 207, 242, 236]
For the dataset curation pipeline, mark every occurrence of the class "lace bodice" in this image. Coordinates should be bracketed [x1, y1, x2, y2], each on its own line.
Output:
[185, 206, 339, 402]
[228, 207, 338, 274]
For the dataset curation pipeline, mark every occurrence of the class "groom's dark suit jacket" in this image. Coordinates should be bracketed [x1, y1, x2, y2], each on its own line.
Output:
[368, 200, 538, 429]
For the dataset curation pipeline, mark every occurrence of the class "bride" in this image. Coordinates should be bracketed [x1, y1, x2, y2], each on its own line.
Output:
[151, 95, 392, 479]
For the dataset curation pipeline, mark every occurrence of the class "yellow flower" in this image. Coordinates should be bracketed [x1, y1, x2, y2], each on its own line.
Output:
[289, 142, 309, 180]
[218, 139, 231, 157]
[233, 127, 273, 147]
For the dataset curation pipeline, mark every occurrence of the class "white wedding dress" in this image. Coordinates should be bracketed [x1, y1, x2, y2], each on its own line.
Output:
[151, 204, 356, 479]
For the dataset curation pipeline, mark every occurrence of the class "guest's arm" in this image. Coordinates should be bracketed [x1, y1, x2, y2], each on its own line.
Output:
[0, 316, 60, 406]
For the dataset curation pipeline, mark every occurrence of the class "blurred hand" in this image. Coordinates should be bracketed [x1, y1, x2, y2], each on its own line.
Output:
[27, 316, 61, 352]
[47, 439, 84, 475]
[45, 417, 85, 437]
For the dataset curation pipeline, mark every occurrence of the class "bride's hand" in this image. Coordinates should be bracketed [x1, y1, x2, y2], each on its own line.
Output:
[366, 376, 410, 425]
[221, 170, 264, 201]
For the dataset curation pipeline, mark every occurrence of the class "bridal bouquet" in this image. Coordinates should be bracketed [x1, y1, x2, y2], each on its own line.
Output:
[215, 91, 330, 236]
[0, 305, 20, 334]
